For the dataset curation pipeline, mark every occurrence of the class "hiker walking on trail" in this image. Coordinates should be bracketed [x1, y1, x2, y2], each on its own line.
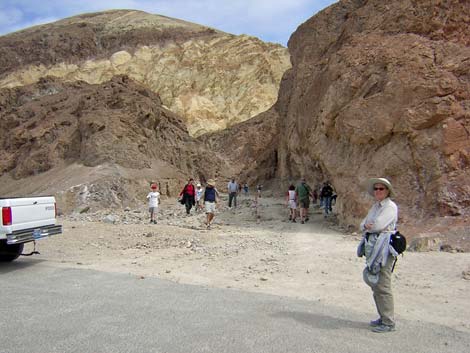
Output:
[204, 179, 219, 229]
[357, 177, 398, 333]
[320, 181, 335, 218]
[146, 183, 160, 224]
[286, 184, 297, 223]
[256, 184, 262, 197]
[227, 178, 238, 208]
[195, 182, 204, 212]
[295, 178, 313, 224]
[243, 183, 249, 197]
[179, 178, 196, 215]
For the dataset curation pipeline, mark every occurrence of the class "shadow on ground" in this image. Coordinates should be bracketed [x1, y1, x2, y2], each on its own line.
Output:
[272, 311, 367, 330]
[0, 258, 45, 275]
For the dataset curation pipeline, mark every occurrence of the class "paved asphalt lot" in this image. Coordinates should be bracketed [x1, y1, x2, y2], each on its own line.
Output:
[1, 259, 469, 353]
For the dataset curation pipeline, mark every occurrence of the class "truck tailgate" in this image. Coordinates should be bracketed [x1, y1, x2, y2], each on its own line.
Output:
[1, 197, 57, 234]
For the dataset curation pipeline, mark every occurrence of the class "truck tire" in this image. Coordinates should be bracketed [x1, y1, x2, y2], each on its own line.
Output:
[0, 240, 24, 262]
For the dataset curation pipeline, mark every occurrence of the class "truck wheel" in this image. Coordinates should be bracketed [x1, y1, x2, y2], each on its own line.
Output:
[0, 240, 24, 262]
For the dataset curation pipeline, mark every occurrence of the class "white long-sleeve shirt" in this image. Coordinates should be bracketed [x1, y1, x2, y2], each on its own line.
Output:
[360, 198, 398, 234]
[358, 197, 398, 272]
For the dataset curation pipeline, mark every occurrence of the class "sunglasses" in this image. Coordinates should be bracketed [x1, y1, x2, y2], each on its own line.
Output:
[374, 187, 386, 191]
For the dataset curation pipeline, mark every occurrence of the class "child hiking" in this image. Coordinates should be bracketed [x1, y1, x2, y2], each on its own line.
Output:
[146, 183, 160, 224]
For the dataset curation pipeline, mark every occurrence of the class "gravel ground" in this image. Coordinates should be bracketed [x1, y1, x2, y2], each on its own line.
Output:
[26, 195, 470, 333]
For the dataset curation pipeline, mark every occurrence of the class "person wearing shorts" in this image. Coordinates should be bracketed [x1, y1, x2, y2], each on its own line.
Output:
[204, 179, 219, 229]
[146, 183, 160, 224]
[295, 178, 313, 224]
[286, 184, 297, 223]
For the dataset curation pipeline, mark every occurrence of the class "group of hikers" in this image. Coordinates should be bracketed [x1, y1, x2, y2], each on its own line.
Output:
[174, 178, 263, 228]
[146, 176, 265, 225]
[286, 179, 336, 223]
[176, 178, 220, 229]
[147, 175, 401, 333]
[147, 178, 247, 229]
[147, 177, 337, 227]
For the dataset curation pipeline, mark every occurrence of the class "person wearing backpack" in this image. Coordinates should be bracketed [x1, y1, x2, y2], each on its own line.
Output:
[295, 178, 313, 224]
[357, 177, 398, 333]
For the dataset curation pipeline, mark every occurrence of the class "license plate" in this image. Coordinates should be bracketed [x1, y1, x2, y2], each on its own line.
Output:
[33, 229, 42, 239]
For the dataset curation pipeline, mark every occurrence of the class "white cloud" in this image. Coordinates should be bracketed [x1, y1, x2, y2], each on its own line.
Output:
[0, 0, 338, 45]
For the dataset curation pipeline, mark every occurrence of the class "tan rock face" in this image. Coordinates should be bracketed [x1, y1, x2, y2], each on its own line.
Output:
[0, 10, 290, 136]
[238, 0, 470, 228]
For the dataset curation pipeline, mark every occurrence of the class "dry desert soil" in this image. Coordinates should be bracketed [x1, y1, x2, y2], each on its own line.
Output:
[22, 195, 470, 333]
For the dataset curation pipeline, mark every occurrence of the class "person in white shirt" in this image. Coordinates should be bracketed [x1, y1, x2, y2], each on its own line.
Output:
[146, 183, 160, 224]
[357, 177, 398, 333]
[195, 182, 204, 212]
[286, 184, 297, 223]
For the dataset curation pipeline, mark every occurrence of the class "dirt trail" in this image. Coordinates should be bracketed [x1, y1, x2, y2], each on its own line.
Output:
[27, 195, 470, 333]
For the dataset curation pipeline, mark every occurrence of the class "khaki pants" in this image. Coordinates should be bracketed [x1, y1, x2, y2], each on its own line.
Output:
[372, 255, 395, 326]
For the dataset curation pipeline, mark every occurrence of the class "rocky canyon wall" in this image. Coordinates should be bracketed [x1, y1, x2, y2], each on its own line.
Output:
[271, 0, 470, 228]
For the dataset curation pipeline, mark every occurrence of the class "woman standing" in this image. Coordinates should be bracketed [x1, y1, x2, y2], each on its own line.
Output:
[286, 184, 297, 223]
[357, 177, 398, 333]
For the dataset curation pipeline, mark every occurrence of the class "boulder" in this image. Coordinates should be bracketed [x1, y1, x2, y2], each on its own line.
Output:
[103, 215, 119, 224]
[408, 236, 442, 252]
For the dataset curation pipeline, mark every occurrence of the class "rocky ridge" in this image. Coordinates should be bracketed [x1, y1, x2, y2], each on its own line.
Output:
[0, 75, 234, 212]
[0, 10, 290, 136]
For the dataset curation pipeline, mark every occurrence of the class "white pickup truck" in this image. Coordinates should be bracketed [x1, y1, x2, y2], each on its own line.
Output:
[0, 196, 62, 262]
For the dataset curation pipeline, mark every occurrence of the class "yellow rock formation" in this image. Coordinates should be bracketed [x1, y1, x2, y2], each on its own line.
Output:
[1, 32, 290, 136]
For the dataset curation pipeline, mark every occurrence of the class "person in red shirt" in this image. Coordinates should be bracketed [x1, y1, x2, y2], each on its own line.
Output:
[179, 178, 196, 215]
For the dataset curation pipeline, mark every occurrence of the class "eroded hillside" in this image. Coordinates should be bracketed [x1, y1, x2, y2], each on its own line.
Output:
[0, 10, 290, 136]
[0, 75, 234, 212]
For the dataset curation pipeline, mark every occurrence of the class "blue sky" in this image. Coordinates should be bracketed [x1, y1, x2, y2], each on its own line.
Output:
[0, 0, 337, 46]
